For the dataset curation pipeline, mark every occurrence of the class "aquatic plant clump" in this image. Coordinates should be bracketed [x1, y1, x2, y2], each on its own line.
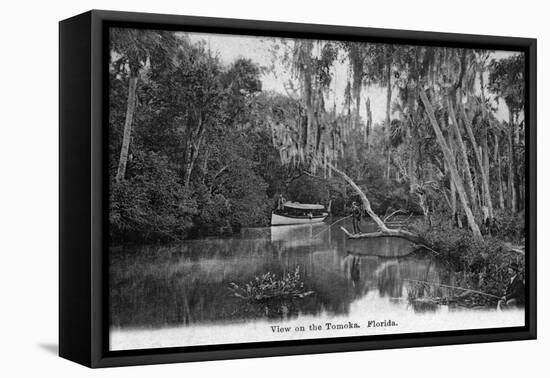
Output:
[228, 266, 314, 301]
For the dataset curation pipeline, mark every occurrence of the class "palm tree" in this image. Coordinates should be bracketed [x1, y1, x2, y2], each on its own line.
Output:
[419, 88, 482, 240]
[488, 54, 525, 213]
[414, 47, 483, 239]
[110, 28, 176, 182]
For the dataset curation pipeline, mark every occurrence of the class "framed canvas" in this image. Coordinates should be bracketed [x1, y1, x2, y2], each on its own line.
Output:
[59, 10, 536, 368]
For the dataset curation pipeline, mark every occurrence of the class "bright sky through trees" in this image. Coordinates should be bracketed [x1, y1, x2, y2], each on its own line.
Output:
[187, 32, 519, 124]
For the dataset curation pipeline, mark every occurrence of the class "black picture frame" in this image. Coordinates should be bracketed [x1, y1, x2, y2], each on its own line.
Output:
[59, 9, 537, 368]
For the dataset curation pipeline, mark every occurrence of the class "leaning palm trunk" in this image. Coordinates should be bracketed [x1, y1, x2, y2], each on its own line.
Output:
[460, 106, 494, 219]
[115, 74, 139, 183]
[448, 99, 477, 214]
[420, 89, 482, 240]
[446, 127, 459, 226]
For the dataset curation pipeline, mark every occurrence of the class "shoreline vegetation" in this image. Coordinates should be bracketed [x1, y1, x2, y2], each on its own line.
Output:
[108, 30, 526, 308]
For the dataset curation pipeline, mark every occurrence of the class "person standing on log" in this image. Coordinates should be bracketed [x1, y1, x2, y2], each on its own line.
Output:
[277, 194, 286, 210]
[351, 201, 362, 234]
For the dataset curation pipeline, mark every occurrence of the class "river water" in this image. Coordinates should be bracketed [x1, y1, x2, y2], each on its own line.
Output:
[109, 218, 524, 350]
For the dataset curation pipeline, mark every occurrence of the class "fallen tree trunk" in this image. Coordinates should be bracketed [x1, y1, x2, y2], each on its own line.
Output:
[339, 227, 430, 247]
[326, 161, 434, 251]
[327, 161, 389, 231]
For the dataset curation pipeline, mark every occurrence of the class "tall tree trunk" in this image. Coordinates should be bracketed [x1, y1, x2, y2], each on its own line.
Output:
[420, 89, 482, 240]
[350, 44, 364, 130]
[446, 124, 459, 226]
[477, 68, 494, 218]
[448, 151, 458, 226]
[452, 181, 460, 227]
[354, 88, 361, 129]
[295, 41, 316, 156]
[482, 138, 491, 207]
[494, 134, 505, 209]
[315, 88, 325, 153]
[513, 112, 522, 211]
[408, 151, 417, 192]
[408, 127, 417, 193]
[184, 114, 205, 188]
[201, 146, 210, 184]
[304, 76, 314, 154]
[448, 99, 477, 213]
[184, 131, 205, 189]
[507, 110, 516, 212]
[460, 106, 494, 219]
[364, 97, 372, 148]
[115, 74, 139, 183]
[482, 134, 490, 199]
[478, 67, 491, 181]
[384, 52, 392, 181]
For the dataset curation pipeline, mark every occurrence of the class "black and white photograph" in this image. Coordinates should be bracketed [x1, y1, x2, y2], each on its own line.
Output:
[2, 0, 549, 375]
[107, 26, 529, 351]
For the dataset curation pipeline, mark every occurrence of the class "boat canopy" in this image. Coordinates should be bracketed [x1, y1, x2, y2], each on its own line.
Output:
[283, 202, 325, 210]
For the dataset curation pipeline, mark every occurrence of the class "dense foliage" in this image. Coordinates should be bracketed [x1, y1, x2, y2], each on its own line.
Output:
[109, 35, 284, 242]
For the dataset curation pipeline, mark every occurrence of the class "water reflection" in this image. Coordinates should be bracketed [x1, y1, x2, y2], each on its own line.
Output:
[109, 218, 454, 329]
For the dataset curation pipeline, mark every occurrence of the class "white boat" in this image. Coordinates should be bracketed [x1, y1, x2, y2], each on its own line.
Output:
[271, 202, 329, 226]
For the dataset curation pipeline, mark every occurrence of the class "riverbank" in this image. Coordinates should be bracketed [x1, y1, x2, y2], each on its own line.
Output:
[404, 216, 525, 308]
